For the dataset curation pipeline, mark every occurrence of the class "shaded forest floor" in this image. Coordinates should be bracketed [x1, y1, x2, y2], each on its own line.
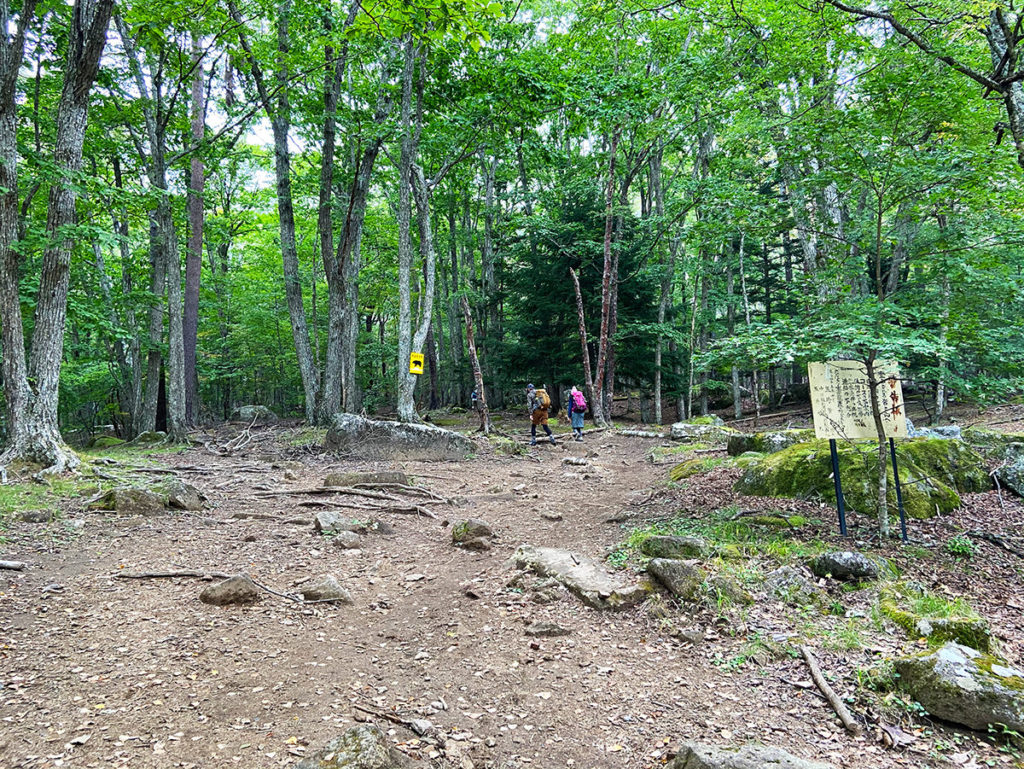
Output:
[2, 405, 1024, 769]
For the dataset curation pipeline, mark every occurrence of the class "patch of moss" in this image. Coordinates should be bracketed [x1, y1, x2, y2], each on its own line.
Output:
[668, 456, 730, 481]
[89, 436, 126, 449]
[734, 438, 970, 520]
[488, 436, 526, 456]
[649, 442, 713, 462]
[687, 415, 723, 426]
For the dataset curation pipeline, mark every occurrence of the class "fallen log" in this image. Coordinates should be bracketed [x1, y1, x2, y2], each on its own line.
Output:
[114, 569, 231, 580]
[800, 645, 861, 735]
[0, 560, 27, 571]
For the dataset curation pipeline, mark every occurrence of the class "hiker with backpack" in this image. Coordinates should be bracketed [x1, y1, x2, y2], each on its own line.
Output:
[568, 385, 587, 441]
[526, 383, 556, 446]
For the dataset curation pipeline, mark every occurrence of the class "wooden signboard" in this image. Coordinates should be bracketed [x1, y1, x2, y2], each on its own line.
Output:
[808, 360, 907, 440]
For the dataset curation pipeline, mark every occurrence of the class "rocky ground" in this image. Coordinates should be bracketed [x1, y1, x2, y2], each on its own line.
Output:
[1, 407, 1023, 769]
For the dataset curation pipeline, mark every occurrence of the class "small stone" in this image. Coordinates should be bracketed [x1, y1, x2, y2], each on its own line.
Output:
[414, 651, 430, 661]
[243, 534, 257, 543]
[541, 512, 563, 521]
[408, 719, 434, 736]
[301, 575, 353, 603]
[808, 551, 881, 581]
[331, 531, 362, 549]
[88, 488, 166, 516]
[405, 573, 426, 582]
[460, 537, 492, 551]
[647, 558, 704, 600]
[668, 742, 836, 769]
[525, 621, 572, 637]
[452, 518, 494, 544]
[163, 480, 205, 511]
[199, 574, 261, 606]
[315, 510, 365, 534]
[19, 510, 53, 523]
[295, 725, 409, 769]
[284, 469, 299, 481]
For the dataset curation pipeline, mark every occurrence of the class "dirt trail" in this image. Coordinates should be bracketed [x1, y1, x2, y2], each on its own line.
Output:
[0, 425, 1009, 769]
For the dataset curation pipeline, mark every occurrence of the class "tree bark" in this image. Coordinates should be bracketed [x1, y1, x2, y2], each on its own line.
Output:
[395, 36, 418, 422]
[592, 128, 620, 426]
[0, 0, 113, 471]
[183, 34, 206, 425]
[461, 295, 489, 434]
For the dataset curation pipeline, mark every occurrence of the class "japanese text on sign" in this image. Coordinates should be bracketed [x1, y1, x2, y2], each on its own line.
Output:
[808, 360, 907, 440]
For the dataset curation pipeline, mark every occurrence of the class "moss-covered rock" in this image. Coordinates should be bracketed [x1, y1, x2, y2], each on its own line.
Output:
[880, 583, 991, 651]
[647, 558, 705, 600]
[640, 535, 709, 559]
[726, 429, 816, 457]
[894, 643, 1024, 733]
[89, 436, 126, 449]
[733, 438, 986, 520]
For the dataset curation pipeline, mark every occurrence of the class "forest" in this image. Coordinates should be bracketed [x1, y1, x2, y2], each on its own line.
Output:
[1, 0, 1023, 471]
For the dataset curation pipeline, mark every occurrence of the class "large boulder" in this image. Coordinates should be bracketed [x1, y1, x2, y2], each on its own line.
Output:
[894, 643, 1024, 733]
[727, 429, 816, 457]
[668, 742, 836, 769]
[325, 414, 473, 462]
[734, 438, 990, 519]
[511, 545, 650, 610]
[231, 405, 278, 424]
[88, 488, 166, 516]
[670, 416, 737, 444]
[295, 725, 414, 769]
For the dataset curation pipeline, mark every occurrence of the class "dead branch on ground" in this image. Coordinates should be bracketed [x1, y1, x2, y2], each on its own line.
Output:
[967, 530, 1024, 559]
[800, 645, 861, 735]
[0, 560, 27, 571]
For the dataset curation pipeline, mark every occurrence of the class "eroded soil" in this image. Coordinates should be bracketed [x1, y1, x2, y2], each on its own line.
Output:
[1, 413, 1023, 769]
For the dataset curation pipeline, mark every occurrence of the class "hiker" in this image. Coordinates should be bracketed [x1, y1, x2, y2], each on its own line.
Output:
[526, 383, 556, 446]
[568, 385, 587, 441]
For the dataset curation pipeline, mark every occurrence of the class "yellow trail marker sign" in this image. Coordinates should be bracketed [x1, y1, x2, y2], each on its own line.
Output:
[808, 360, 907, 440]
[409, 352, 425, 375]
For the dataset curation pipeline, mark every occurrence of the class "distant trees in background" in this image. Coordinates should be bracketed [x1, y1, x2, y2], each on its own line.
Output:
[2, 0, 1024, 468]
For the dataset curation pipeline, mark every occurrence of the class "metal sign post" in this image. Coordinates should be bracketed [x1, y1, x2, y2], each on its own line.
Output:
[889, 437, 909, 542]
[828, 439, 848, 537]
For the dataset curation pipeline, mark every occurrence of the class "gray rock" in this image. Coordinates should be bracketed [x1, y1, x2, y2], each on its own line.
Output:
[231, 405, 278, 424]
[641, 535, 709, 559]
[19, 510, 53, 523]
[765, 566, 823, 606]
[301, 575, 353, 604]
[459, 537, 492, 552]
[647, 558, 704, 600]
[132, 430, 166, 444]
[670, 417, 733, 444]
[88, 488, 166, 516]
[325, 414, 473, 462]
[906, 417, 962, 440]
[200, 574, 261, 606]
[706, 574, 754, 605]
[669, 742, 836, 769]
[452, 518, 494, 544]
[324, 471, 410, 487]
[163, 480, 206, 511]
[525, 621, 572, 637]
[727, 429, 816, 456]
[295, 725, 414, 769]
[315, 510, 365, 534]
[331, 531, 362, 549]
[407, 719, 434, 737]
[511, 545, 648, 610]
[894, 643, 1024, 733]
[808, 551, 881, 581]
[997, 445, 1024, 497]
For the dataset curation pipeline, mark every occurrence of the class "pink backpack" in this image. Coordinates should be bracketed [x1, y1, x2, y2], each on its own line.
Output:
[572, 390, 587, 412]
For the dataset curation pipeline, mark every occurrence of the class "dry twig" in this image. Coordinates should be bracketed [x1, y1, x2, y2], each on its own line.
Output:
[800, 645, 861, 735]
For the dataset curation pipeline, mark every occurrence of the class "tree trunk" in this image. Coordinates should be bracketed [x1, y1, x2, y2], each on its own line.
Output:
[461, 295, 490, 434]
[569, 267, 605, 425]
[0, 0, 112, 472]
[593, 128, 620, 425]
[183, 35, 205, 425]
[395, 36, 418, 422]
